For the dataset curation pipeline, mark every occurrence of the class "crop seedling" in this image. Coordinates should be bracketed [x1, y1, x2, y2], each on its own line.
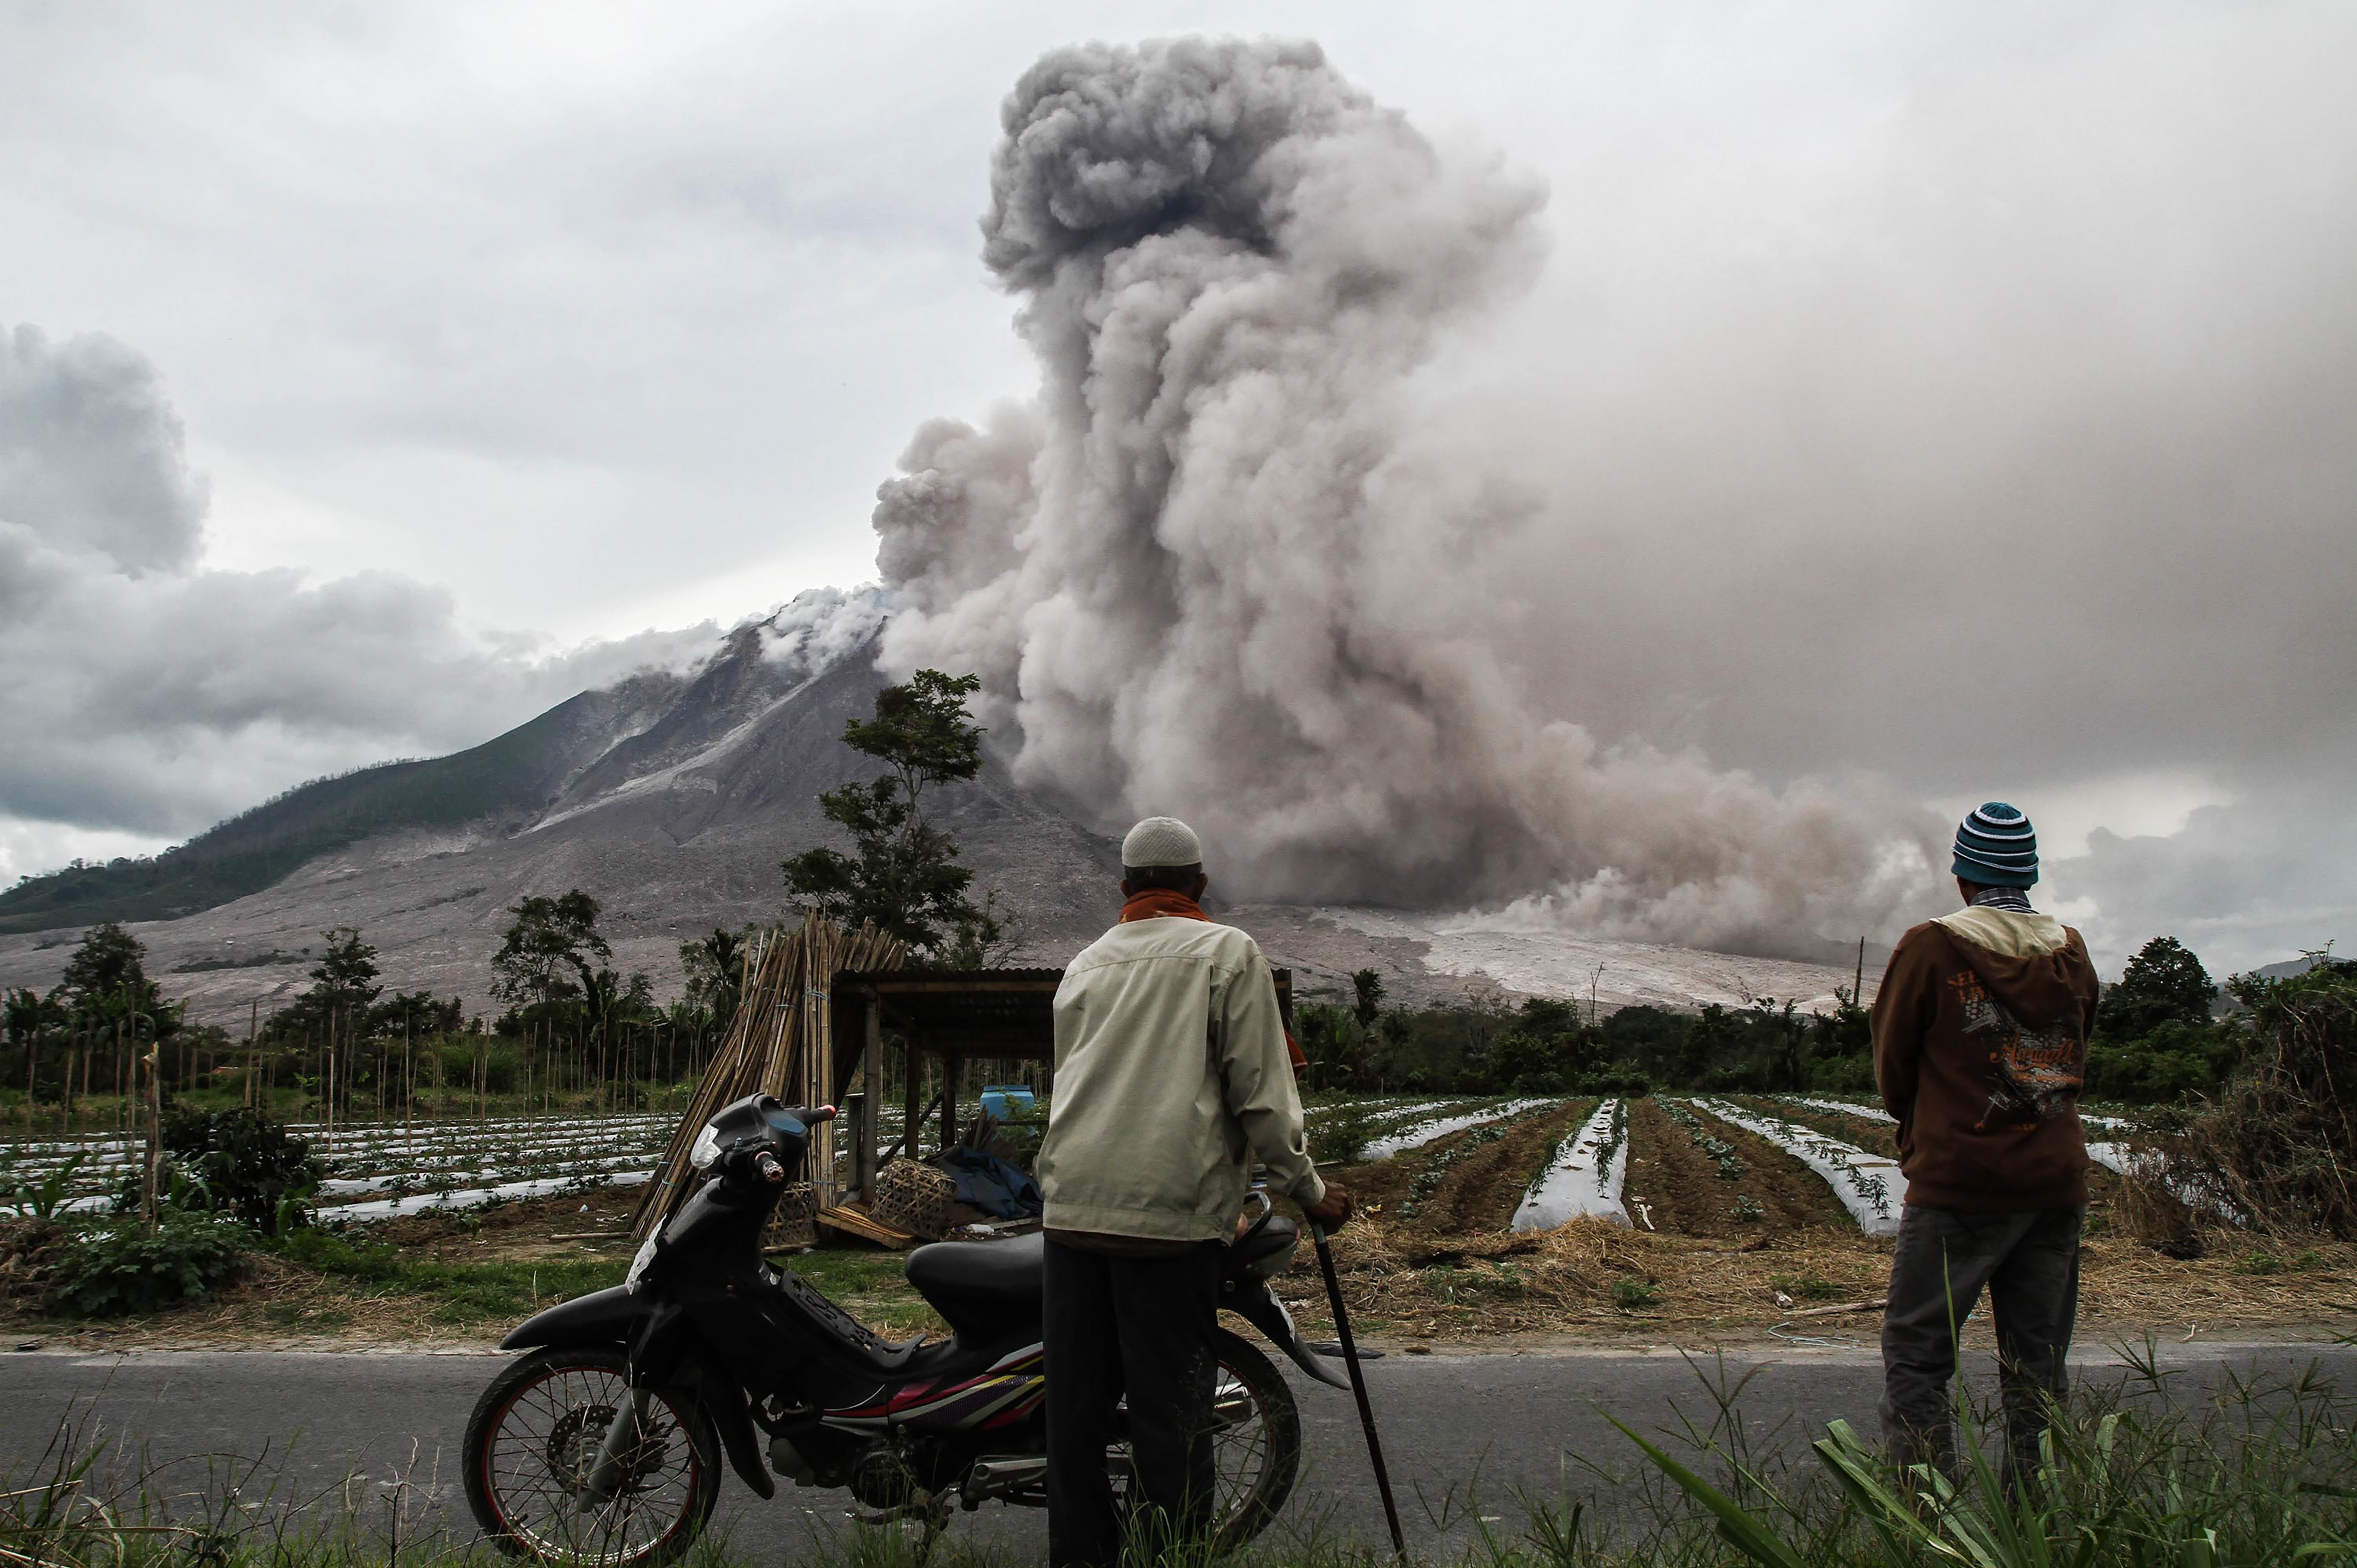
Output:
[1611, 1276, 1662, 1310]
[1730, 1195, 1765, 1224]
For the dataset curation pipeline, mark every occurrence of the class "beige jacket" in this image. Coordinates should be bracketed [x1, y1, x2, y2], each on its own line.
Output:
[1036, 915, 1326, 1242]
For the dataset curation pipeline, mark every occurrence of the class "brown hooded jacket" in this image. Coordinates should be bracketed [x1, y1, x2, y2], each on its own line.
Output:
[1871, 905, 2102, 1211]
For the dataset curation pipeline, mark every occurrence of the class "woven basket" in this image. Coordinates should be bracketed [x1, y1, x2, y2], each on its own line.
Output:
[871, 1158, 958, 1240]
[761, 1182, 818, 1251]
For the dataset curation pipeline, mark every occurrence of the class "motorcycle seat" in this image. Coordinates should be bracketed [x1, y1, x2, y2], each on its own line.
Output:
[905, 1231, 1045, 1311]
[1228, 1213, 1298, 1271]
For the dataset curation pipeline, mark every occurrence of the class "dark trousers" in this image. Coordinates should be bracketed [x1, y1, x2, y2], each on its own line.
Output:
[1881, 1203, 2084, 1485]
[1044, 1239, 1221, 1568]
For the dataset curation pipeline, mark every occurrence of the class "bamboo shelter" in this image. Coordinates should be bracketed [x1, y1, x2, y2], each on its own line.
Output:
[629, 913, 907, 1243]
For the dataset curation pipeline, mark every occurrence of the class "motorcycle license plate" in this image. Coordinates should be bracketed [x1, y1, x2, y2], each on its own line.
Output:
[625, 1233, 661, 1291]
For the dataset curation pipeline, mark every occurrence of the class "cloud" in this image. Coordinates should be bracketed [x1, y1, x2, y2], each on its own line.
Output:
[874, 38, 1945, 959]
[0, 324, 720, 877]
[2049, 784, 2355, 978]
[0, 324, 206, 574]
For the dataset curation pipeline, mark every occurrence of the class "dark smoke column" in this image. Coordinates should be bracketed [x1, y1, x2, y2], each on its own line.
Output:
[874, 38, 1937, 954]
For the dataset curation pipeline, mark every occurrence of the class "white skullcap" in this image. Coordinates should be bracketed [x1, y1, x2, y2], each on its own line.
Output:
[1121, 816, 1203, 868]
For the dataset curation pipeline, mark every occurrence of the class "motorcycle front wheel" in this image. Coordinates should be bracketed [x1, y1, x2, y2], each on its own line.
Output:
[464, 1345, 720, 1568]
[1114, 1327, 1303, 1551]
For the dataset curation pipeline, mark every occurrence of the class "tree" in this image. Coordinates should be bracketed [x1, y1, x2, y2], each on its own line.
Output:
[680, 926, 748, 1025]
[60, 922, 149, 1009]
[491, 891, 612, 1014]
[308, 928, 383, 1021]
[1351, 969, 1386, 1034]
[2101, 936, 2215, 1040]
[4, 987, 65, 1047]
[781, 669, 998, 958]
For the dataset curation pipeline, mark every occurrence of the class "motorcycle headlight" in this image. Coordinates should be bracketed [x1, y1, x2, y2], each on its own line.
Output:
[689, 1125, 721, 1171]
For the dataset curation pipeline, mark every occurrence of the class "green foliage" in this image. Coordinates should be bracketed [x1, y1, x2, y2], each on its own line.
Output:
[4, 1153, 84, 1221]
[1730, 1194, 1765, 1224]
[781, 669, 998, 959]
[2103, 935, 2217, 1039]
[1610, 1276, 1662, 1310]
[60, 921, 148, 1002]
[2085, 1018, 2240, 1102]
[1351, 968, 1385, 1030]
[1616, 1348, 2357, 1568]
[158, 1105, 326, 1234]
[1309, 1097, 1388, 1164]
[2160, 953, 2357, 1236]
[680, 926, 748, 1023]
[271, 1227, 626, 1325]
[42, 1210, 249, 1317]
[491, 890, 612, 1013]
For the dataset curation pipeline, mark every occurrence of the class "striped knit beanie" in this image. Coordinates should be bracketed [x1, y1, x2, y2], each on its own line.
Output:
[1952, 801, 2039, 888]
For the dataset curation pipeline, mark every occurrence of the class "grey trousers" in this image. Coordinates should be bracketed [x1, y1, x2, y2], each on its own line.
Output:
[1880, 1203, 2084, 1484]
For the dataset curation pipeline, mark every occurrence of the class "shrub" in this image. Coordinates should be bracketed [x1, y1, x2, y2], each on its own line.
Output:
[1312, 1100, 1389, 1164]
[43, 1211, 248, 1317]
[157, 1105, 326, 1233]
[2144, 956, 2357, 1238]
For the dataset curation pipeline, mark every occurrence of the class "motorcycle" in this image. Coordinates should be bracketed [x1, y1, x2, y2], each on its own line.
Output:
[463, 1094, 1351, 1566]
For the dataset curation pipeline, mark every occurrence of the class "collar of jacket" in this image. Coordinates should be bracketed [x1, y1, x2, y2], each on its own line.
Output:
[1119, 888, 1210, 923]
[1932, 903, 2069, 958]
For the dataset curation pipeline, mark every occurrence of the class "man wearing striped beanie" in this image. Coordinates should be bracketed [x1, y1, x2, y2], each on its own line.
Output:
[1871, 801, 2102, 1486]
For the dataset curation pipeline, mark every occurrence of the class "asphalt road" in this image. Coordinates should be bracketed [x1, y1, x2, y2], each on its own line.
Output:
[3, 1337, 2350, 1559]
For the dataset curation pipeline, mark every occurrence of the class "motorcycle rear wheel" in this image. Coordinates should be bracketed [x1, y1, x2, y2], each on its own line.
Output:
[1116, 1328, 1302, 1551]
[464, 1345, 720, 1568]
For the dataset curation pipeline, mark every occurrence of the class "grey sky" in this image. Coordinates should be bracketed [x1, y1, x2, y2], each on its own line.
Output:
[2, 1, 2351, 973]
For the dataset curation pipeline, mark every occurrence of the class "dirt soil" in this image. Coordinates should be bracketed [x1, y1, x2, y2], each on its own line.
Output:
[9, 1134, 2355, 1355]
[1621, 1099, 1852, 1239]
[1287, 1215, 2357, 1350]
[1723, 1097, 1900, 1160]
[1339, 1101, 1591, 1239]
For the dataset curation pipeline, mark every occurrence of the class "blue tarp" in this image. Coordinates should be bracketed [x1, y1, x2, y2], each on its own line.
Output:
[939, 1147, 1044, 1220]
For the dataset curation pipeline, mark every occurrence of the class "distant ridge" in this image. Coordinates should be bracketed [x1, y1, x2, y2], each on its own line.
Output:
[0, 674, 681, 935]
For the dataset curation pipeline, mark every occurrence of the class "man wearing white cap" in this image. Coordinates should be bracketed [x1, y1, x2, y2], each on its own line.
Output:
[1035, 816, 1350, 1568]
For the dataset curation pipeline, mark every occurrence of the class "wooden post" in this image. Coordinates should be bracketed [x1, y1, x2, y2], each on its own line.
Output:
[141, 1043, 162, 1235]
[247, 998, 259, 1109]
[904, 1027, 924, 1161]
[1854, 937, 1866, 1008]
[857, 995, 883, 1203]
[941, 1047, 962, 1151]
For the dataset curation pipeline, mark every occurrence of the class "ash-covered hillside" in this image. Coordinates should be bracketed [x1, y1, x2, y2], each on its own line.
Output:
[0, 603, 1121, 1023]
[0, 598, 1869, 1025]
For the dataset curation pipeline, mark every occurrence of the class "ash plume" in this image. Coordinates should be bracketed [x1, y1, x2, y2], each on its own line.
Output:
[875, 37, 1940, 956]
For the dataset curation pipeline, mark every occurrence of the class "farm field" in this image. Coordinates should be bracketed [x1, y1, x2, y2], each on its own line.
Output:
[0, 1111, 673, 1221]
[5, 1093, 2353, 1351]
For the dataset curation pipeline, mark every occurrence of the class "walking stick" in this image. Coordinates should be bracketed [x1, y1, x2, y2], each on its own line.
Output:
[1312, 1221, 1406, 1557]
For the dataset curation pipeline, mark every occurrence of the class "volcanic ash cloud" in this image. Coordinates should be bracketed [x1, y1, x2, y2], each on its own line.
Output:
[873, 36, 1939, 957]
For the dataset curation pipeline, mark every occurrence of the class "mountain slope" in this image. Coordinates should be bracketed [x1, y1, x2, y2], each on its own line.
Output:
[0, 676, 684, 935]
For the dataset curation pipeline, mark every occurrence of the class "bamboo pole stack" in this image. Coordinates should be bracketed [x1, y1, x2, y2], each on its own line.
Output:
[629, 913, 906, 1243]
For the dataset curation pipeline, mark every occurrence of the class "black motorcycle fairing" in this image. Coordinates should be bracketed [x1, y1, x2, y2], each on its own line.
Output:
[1222, 1274, 1350, 1390]
[668, 1345, 776, 1501]
[500, 1284, 643, 1351]
[627, 1298, 694, 1385]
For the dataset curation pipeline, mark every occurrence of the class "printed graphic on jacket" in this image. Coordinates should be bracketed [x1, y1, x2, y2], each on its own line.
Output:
[1948, 971, 2084, 1130]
